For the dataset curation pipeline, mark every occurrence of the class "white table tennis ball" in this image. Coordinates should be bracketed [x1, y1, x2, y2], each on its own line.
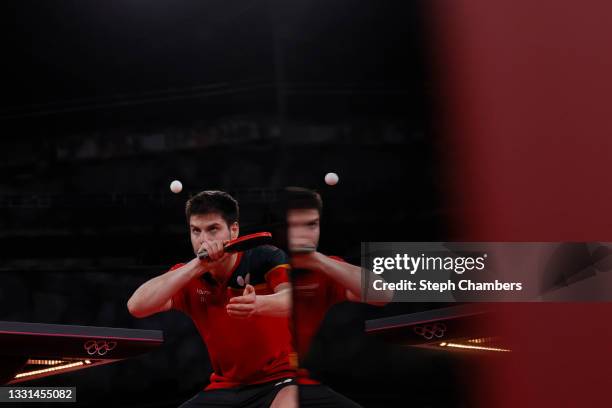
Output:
[324, 172, 339, 186]
[170, 180, 183, 194]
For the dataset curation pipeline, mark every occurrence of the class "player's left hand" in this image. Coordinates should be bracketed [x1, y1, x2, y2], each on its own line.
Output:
[227, 284, 258, 319]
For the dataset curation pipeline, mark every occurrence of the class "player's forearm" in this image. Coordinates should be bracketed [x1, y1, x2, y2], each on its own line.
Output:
[127, 258, 203, 317]
[316, 254, 363, 297]
[255, 288, 292, 317]
[316, 254, 392, 304]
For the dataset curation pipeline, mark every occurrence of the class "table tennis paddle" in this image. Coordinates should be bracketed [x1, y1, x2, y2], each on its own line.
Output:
[197, 232, 273, 260]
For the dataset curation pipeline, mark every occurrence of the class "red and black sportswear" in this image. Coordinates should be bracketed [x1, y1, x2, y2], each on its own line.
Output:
[168, 245, 295, 390]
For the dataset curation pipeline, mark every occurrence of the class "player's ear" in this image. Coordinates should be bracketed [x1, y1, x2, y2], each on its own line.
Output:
[230, 222, 239, 240]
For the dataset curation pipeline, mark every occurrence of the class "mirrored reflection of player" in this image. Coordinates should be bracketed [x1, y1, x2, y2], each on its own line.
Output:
[286, 187, 391, 408]
[127, 191, 297, 408]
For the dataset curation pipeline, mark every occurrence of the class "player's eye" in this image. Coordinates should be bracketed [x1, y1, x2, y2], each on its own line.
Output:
[191, 229, 200, 235]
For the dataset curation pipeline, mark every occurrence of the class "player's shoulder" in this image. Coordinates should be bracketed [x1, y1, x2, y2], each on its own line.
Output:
[239, 245, 289, 276]
[241, 245, 289, 274]
[228, 246, 288, 288]
[254, 244, 283, 254]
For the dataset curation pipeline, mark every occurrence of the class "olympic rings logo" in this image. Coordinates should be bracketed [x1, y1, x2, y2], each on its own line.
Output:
[84, 340, 117, 356]
[414, 323, 447, 340]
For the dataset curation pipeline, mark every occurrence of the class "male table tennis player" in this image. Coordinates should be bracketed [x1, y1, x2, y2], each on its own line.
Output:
[127, 190, 297, 408]
[286, 187, 392, 407]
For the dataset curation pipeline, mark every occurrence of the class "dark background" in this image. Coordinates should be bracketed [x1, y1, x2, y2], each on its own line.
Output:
[0, 1, 464, 406]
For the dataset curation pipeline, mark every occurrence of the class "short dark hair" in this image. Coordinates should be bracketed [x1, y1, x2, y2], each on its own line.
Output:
[186, 190, 239, 226]
[285, 187, 323, 214]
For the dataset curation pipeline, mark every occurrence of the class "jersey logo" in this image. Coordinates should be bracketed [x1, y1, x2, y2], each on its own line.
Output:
[236, 273, 251, 287]
[196, 288, 211, 303]
[274, 378, 294, 387]
[84, 340, 117, 356]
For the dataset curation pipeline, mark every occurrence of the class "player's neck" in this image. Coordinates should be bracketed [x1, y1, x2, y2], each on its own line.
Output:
[208, 253, 239, 285]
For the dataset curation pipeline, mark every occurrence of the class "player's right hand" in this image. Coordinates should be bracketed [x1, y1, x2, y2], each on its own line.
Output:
[197, 239, 228, 263]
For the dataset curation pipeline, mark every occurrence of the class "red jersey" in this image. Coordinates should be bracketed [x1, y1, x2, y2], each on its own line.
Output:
[168, 245, 295, 390]
[291, 256, 348, 375]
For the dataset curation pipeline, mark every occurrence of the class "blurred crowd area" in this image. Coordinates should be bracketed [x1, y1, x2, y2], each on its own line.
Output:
[0, 117, 432, 193]
[0, 115, 444, 268]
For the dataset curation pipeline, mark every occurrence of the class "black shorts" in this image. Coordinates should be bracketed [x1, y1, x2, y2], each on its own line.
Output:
[178, 378, 296, 408]
[298, 384, 363, 408]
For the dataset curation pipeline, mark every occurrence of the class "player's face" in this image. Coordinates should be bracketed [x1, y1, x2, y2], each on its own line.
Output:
[189, 213, 238, 255]
[287, 209, 320, 250]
